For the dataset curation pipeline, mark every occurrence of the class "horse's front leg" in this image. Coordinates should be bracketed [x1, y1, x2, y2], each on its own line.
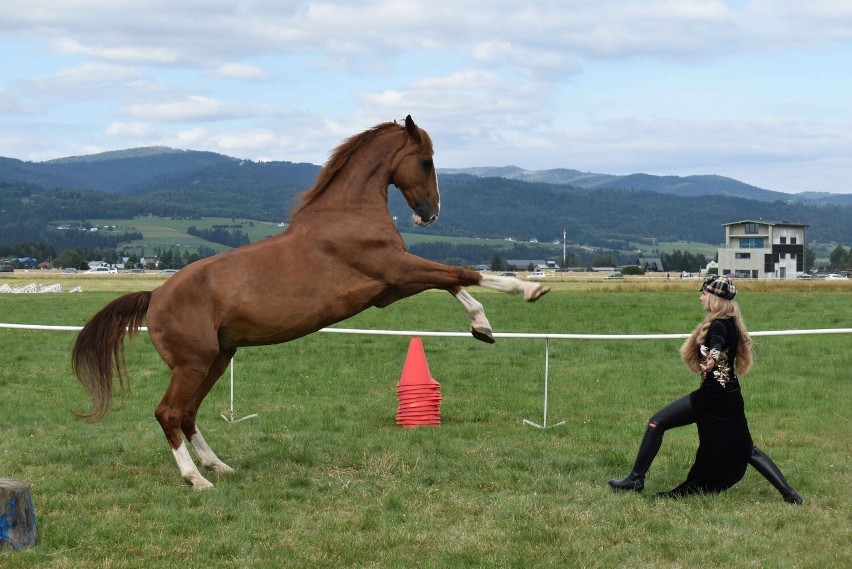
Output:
[375, 284, 496, 343]
[477, 274, 550, 301]
[381, 256, 550, 342]
[450, 286, 495, 343]
[394, 258, 550, 302]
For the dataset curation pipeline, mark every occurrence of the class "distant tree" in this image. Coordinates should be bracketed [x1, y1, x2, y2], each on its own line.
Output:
[828, 244, 849, 271]
[592, 254, 617, 268]
[57, 249, 83, 269]
[804, 247, 816, 273]
[159, 249, 175, 269]
[127, 253, 140, 268]
[489, 252, 505, 271]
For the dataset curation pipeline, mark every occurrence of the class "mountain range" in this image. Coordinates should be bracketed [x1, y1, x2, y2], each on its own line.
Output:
[3, 147, 850, 205]
[439, 166, 852, 205]
[2, 147, 851, 252]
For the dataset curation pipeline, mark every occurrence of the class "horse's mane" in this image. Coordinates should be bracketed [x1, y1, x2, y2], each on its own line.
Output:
[295, 120, 423, 213]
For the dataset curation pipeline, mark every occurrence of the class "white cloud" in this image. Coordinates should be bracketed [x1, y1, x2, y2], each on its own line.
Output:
[162, 127, 210, 148]
[105, 121, 153, 137]
[211, 63, 270, 80]
[1, 1, 851, 192]
[0, 88, 36, 114]
[55, 38, 183, 65]
[125, 96, 259, 122]
[23, 63, 142, 100]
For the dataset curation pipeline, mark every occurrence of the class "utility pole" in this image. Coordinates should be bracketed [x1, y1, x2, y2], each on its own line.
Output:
[563, 227, 567, 267]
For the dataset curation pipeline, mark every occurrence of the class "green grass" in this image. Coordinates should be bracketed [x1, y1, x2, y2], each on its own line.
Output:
[73, 216, 518, 255]
[1, 287, 850, 568]
[83, 216, 285, 255]
[71, 215, 722, 260]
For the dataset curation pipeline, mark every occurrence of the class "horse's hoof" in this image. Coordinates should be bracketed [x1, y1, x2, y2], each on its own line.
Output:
[208, 462, 235, 475]
[188, 476, 215, 491]
[471, 327, 495, 344]
[525, 285, 551, 302]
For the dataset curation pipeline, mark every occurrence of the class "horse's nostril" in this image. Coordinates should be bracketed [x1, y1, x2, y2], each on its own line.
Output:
[429, 214, 438, 223]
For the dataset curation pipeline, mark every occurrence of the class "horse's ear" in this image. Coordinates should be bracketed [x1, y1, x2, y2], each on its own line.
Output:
[404, 115, 421, 143]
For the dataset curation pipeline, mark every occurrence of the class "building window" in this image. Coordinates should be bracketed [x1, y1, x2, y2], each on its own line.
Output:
[744, 222, 759, 234]
[736, 253, 752, 259]
[739, 237, 764, 248]
[780, 237, 787, 244]
[791, 237, 797, 244]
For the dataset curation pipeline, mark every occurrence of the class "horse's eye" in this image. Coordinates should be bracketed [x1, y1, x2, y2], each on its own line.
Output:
[422, 159, 433, 171]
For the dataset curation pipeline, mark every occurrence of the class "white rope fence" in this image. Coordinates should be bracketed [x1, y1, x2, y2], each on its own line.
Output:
[3, 322, 851, 428]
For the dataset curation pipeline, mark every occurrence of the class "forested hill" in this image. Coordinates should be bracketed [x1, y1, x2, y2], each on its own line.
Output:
[0, 147, 320, 195]
[440, 166, 852, 206]
[2, 147, 852, 248]
[386, 176, 852, 247]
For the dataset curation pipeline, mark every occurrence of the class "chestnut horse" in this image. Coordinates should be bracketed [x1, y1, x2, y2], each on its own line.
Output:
[72, 115, 549, 490]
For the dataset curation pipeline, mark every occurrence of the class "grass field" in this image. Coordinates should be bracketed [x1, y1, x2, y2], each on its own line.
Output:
[83, 216, 286, 256]
[1, 279, 850, 568]
[78, 216, 523, 257]
[72, 215, 726, 261]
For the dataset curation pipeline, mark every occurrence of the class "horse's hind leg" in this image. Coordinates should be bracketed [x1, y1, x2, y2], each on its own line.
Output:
[182, 348, 236, 476]
[156, 367, 215, 490]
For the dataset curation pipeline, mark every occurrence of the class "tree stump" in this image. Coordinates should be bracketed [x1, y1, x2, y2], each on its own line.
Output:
[0, 477, 37, 550]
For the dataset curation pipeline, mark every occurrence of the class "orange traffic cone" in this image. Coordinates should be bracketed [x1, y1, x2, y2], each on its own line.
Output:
[397, 337, 438, 387]
[396, 337, 442, 427]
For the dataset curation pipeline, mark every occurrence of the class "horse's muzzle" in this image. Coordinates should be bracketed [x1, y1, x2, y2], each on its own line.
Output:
[412, 204, 439, 226]
[412, 211, 439, 226]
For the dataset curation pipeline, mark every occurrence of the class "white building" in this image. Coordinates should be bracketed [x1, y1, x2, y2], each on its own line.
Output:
[717, 220, 808, 279]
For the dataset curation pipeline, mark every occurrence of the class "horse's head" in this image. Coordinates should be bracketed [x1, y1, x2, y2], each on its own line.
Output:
[391, 115, 440, 226]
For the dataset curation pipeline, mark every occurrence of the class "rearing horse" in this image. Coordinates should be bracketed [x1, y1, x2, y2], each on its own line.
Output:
[72, 115, 549, 490]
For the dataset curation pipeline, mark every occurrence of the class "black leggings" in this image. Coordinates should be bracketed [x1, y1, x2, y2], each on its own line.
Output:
[631, 394, 696, 474]
[649, 393, 696, 431]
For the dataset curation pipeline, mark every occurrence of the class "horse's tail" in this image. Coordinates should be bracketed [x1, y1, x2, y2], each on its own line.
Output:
[71, 291, 152, 422]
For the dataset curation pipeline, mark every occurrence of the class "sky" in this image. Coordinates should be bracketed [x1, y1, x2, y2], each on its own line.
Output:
[1, 1, 851, 194]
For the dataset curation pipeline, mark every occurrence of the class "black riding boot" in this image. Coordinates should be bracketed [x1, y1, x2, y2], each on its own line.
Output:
[749, 446, 803, 505]
[608, 425, 663, 492]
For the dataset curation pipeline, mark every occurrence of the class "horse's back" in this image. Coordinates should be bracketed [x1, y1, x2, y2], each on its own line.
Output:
[146, 230, 394, 349]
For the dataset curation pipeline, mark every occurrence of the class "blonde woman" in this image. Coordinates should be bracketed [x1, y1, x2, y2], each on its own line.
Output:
[608, 275, 803, 503]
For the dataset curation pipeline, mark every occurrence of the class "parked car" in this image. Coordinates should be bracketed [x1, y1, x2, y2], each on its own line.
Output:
[605, 272, 625, 279]
[63, 267, 78, 274]
[500, 272, 517, 277]
[0, 264, 14, 273]
[159, 269, 178, 275]
[825, 273, 848, 280]
[527, 272, 547, 280]
[795, 274, 813, 280]
[124, 268, 145, 274]
[84, 266, 118, 274]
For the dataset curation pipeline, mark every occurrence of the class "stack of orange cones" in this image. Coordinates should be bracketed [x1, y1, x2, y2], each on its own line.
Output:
[396, 337, 442, 427]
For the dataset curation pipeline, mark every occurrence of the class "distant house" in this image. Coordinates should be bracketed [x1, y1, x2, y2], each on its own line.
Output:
[506, 259, 558, 271]
[637, 256, 664, 272]
[717, 220, 808, 279]
[13, 257, 39, 268]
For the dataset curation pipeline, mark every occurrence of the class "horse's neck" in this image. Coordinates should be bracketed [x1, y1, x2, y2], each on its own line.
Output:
[306, 133, 403, 213]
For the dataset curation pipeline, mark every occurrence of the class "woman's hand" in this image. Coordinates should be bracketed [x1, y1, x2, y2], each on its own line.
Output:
[700, 357, 716, 373]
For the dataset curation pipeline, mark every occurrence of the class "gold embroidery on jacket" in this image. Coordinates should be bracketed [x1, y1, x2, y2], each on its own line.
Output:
[702, 351, 732, 388]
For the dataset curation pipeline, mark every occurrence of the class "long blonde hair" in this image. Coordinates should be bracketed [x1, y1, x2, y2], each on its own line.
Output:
[680, 294, 754, 375]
